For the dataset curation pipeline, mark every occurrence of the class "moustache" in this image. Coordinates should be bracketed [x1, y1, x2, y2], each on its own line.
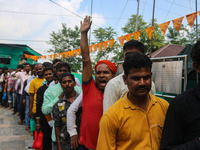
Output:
[135, 85, 148, 91]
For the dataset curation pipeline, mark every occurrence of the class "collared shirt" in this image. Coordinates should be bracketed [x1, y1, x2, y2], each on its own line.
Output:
[52, 93, 79, 150]
[42, 82, 82, 142]
[28, 77, 44, 113]
[7, 75, 14, 91]
[15, 71, 31, 94]
[160, 83, 200, 150]
[97, 93, 169, 150]
[103, 72, 156, 113]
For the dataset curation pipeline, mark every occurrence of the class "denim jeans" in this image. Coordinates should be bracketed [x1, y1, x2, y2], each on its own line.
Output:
[25, 95, 30, 127]
[16, 93, 21, 112]
[7, 92, 12, 103]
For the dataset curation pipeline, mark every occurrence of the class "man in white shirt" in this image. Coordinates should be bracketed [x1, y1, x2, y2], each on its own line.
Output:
[103, 40, 156, 113]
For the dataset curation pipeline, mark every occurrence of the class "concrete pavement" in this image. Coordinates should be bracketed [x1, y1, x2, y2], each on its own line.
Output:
[0, 107, 34, 150]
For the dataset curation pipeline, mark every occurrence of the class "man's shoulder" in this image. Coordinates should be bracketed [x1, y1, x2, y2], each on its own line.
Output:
[105, 98, 124, 115]
[106, 73, 124, 89]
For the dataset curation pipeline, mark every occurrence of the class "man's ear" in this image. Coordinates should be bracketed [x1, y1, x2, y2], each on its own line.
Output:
[193, 62, 200, 74]
[123, 74, 128, 85]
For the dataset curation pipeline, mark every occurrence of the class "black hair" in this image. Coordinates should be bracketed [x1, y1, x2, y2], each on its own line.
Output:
[123, 52, 152, 76]
[190, 40, 200, 64]
[23, 63, 30, 67]
[123, 40, 146, 54]
[53, 72, 58, 78]
[30, 64, 36, 70]
[60, 72, 75, 83]
[2, 67, 8, 71]
[56, 62, 71, 72]
[53, 59, 62, 65]
[43, 62, 52, 68]
[17, 65, 24, 69]
[43, 67, 53, 74]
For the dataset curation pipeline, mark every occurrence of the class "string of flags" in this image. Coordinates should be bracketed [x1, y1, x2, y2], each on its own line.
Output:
[25, 11, 200, 61]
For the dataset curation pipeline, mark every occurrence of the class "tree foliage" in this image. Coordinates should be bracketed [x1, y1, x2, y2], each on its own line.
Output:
[122, 15, 165, 53]
[47, 23, 82, 72]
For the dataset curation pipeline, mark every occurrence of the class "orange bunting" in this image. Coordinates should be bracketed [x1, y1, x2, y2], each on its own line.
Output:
[102, 41, 108, 50]
[93, 44, 98, 52]
[98, 43, 102, 52]
[133, 31, 141, 40]
[74, 49, 78, 56]
[124, 33, 132, 42]
[50, 55, 52, 59]
[172, 16, 184, 32]
[146, 26, 155, 39]
[186, 12, 197, 28]
[199, 11, 200, 16]
[108, 39, 114, 49]
[159, 21, 170, 35]
[118, 36, 125, 47]
[89, 46, 93, 53]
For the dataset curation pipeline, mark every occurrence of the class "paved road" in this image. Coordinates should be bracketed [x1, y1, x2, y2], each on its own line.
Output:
[0, 107, 34, 150]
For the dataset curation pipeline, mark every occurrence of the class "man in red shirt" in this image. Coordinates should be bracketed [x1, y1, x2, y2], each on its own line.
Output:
[79, 16, 117, 150]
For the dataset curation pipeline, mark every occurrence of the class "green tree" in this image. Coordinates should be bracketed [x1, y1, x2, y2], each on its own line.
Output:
[47, 23, 82, 72]
[166, 24, 200, 45]
[92, 27, 122, 63]
[122, 15, 166, 53]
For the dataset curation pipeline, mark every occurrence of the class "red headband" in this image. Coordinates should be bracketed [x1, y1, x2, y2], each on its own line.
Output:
[95, 60, 117, 74]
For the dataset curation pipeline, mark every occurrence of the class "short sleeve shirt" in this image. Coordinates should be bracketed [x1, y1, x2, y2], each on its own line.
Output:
[79, 78, 103, 149]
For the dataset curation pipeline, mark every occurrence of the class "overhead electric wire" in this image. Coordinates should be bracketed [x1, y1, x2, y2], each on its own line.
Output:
[0, 39, 47, 42]
[188, 0, 193, 12]
[114, 0, 129, 30]
[163, 0, 176, 22]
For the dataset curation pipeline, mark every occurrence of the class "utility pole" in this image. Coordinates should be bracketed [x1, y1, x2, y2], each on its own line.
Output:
[150, 0, 156, 58]
[195, 0, 198, 42]
[89, 0, 93, 45]
[135, 0, 140, 32]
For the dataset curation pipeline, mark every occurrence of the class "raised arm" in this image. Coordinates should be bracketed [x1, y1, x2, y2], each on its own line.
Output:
[80, 16, 92, 83]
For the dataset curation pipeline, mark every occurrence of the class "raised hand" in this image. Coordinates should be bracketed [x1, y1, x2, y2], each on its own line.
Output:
[80, 16, 92, 33]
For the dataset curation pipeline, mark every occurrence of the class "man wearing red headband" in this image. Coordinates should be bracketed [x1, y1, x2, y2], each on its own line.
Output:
[78, 16, 117, 150]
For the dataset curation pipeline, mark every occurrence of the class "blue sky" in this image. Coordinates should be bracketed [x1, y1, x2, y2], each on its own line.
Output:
[0, 0, 199, 56]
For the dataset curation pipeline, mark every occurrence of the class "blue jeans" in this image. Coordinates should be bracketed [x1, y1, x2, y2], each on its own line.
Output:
[25, 95, 30, 127]
[7, 92, 12, 103]
[16, 93, 21, 112]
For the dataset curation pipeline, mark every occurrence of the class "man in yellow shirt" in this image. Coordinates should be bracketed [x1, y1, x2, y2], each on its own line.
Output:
[29, 63, 44, 117]
[97, 52, 169, 150]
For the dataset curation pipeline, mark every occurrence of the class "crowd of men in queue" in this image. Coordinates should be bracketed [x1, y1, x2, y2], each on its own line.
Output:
[0, 16, 200, 150]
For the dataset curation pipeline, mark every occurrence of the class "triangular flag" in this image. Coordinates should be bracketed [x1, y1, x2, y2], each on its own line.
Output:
[89, 46, 93, 53]
[172, 16, 184, 32]
[64, 52, 68, 58]
[159, 21, 170, 35]
[124, 33, 133, 42]
[44, 56, 46, 59]
[77, 49, 81, 55]
[199, 11, 200, 16]
[118, 36, 125, 47]
[74, 49, 78, 56]
[146, 26, 155, 39]
[61, 53, 64, 58]
[133, 31, 141, 40]
[50, 55, 52, 59]
[102, 41, 108, 50]
[93, 44, 98, 51]
[108, 39, 114, 49]
[186, 12, 197, 28]
[98, 43, 103, 52]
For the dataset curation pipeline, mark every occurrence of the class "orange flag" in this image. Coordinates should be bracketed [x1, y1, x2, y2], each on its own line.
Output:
[118, 36, 125, 47]
[74, 49, 78, 56]
[159, 21, 170, 35]
[64, 52, 68, 58]
[133, 31, 141, 40]
[186, 12, 197, 28]
[93, 44, 98, 52]
[146, 26, 155, 39]
[44, 56, 47, 59]
[172, 16, 184, 32]
[108, 39, 114, 49]
[124, 33, 132, 42]
[98, 43, 103, 52]
[50, 55, 52, 59]
[61, 53, 64, 58]
[199, 11, 200, 16]
[89, 46, 93, 53]
[102, 41, 108, 50]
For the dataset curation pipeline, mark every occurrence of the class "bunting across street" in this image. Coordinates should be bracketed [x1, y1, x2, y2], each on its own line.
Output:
[25, 11, 200, 61]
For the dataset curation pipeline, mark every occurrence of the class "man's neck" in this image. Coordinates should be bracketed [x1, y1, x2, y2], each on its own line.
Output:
[127, 93, 150, 112]
[65, 91, 76, 103]
[38, 75, 43, 79]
